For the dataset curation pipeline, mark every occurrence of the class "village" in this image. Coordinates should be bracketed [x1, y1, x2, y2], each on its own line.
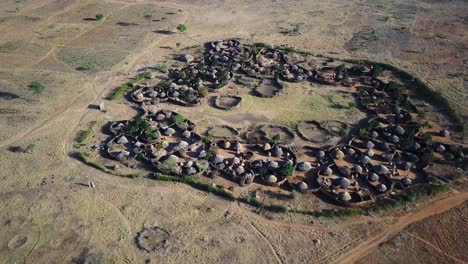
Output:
[99, 39, 463, 207]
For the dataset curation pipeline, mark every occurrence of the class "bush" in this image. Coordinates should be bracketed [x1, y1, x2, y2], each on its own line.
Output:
[108, 84, 130, 100]
[272, 133, 281, 143]
[25, 143, 37, 154]
[96, 14, 104, 21]
[154, 174, 235, 200]
[370, 65, 384, 77]
[280, 163, 294, 177]
[173, 114, 187, 124]
[348, 102, 357, 108]
[27, 81, 46, 95]
[291, 190, 301, 200]
[154, 64, 168, 73]
[177, 24, 187, 32]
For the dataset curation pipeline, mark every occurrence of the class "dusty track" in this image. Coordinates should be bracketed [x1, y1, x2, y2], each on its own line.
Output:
[333, 192, 468, 264]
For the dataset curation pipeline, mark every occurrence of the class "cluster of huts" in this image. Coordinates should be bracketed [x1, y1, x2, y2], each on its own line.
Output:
[101, 39, 464, 206]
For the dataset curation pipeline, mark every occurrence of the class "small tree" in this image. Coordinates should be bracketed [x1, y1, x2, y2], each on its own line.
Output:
[280, 163, 294, 177]
[25, 143, 37, 154]
[27, 81, 46, 95]
[177, 24, 187, 32]
[144, 14, 152, 23]
[371, 65, 384, 77]
[95, 14, 104, 21]
[272, 133, 281, 143]
[173, 114, 187, 124]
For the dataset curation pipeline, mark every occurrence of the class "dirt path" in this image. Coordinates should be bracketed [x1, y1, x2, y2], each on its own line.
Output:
[333, 192, 468, 264]
[249, 222, 284, 264]
[405, 231, 467, 263]
[0, 2, 190, 150]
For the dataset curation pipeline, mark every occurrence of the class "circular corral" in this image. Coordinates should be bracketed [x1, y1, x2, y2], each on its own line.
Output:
[135, 226, 171, 253]
[206, 125, 240, 139]
[259, 124, 296, 144]
[297, 121, 332, 143]
[253, 78, 284, 98]
[213, 95, 242, 110]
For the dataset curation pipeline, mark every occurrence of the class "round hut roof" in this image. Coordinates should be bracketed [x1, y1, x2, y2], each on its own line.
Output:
[272, 146, 283, 157]
[395, 126, 405, 135]
[401, 177, 412, 186]
[338, 192, 352, 201]
[368, 173, 379, 182]
[360, 155, 372, 164]
[391, 135, 399, 143]
[323, 166, 333, 176]
[266, 175, 278, 183]
[268, 161, 279, 169]
[436, 144, 445, 153]
[440, 130, 449, 137]
[354, 165, 363, 174]
[335, 177, 351, 188]
[374, 164, 389, 174]
[236, 166, 245, 175]
[117, 136, 129, 144]
[317, 150, 326, 158]
[232, 157, 240, 165]
[297, 162, 312, 171]
[366, 149, 374, 157]
[346, 148, 356, 156]
[223, 141, 231, 149]
[236, 142, 243, 151]
[334, 149, 345, 159]
[364, 140, 375, 149]
[167, 155, 179, 162]
[298, 182, 308, 191]
[403, 162, 412, 171]
[178, 141, 189, 149]
[377, 184, 387, 193]
[369, 131, 378, 138]
[212, 154, 225, 164]
[263, 143, 272, 151]
[156, 113, 165, 121]
[182, 130, 191, 138]
[165, 127, 176, 136]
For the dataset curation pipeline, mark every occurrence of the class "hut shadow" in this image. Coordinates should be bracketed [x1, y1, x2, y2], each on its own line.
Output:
[0, 92, 20, 100]
[7, 146, 24, 153]
[116, 22, 139, 26]
[87, 104, 100, 110]
[153, 30, 176, 35]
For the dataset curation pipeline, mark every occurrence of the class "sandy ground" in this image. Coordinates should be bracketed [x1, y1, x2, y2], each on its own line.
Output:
[0, 0, 467, 263]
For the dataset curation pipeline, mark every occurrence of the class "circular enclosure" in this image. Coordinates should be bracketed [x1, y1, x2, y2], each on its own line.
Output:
[253, 78, 284, 98]
[214, 95, 242, 110]
[206, 125, 240, 139]
[135, 226, 171, 253]
[259, 124, 296, 144]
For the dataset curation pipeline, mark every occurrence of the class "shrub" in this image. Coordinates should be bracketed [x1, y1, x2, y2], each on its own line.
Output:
[348, 102, 357, 108]
[108, 84, 130, 100]
[27, 81, 46, 95]
[280, 163, 294, 177]
[358, 128, 368, 138]
[291, 190, 301, 200]
[198, 86, 208, 97]
[370, 65, 384, 77]
[173, 114, 187, 124]
[95, 14, 104, 21]
[177, 24, 187, 32]
[272, 133, 281, 143]
[154, 63, 168, 73]
[25, 143, 37, 154]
